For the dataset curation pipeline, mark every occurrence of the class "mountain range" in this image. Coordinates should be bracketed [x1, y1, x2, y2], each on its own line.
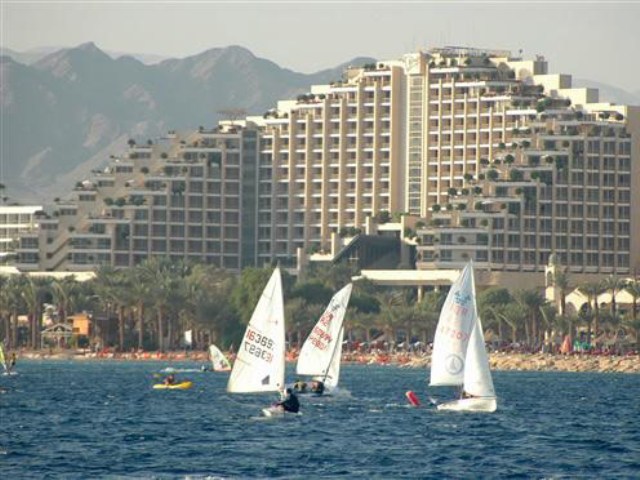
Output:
[0, 42, 373, 203]
[1, 43, 638, 204]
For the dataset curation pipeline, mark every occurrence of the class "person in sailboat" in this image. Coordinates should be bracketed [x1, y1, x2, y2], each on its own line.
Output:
[7, 353, 16, 374]
[164, 374, 176, 385]
[293, 379, 308, 393]
[310, 380, 325, 395]
[276, 388, 300, 413]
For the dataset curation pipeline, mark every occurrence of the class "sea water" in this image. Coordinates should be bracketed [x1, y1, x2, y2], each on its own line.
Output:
[1, 360, 639, 479]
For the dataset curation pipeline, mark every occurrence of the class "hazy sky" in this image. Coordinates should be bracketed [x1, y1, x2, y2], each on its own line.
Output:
[2, 1, 639, 92]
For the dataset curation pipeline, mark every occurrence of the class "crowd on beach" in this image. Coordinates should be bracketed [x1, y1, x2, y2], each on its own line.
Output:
[15, 340, 639, 374]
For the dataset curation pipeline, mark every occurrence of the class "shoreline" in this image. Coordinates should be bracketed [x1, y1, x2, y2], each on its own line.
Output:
[14, 350, 640, 374]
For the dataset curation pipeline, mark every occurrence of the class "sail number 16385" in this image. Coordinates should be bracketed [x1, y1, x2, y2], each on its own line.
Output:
[244, 329, 274, 362]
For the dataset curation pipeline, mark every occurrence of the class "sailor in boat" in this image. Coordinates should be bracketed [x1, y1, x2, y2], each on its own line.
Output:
[293, 379, 308, 393]
[310, 380, 325, 395]
[461, 390, 475, 399]
[9, 353, 16, 373]
[275, 388, 300, 413]
[164, 374, 176, 385]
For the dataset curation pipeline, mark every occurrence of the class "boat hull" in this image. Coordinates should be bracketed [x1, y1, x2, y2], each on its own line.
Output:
[152, 381, 193, 390]
[262, 406, 301, 418]
[437, 397, 497, 413]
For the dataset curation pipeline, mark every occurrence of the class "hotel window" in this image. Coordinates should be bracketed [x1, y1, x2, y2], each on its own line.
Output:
[170, 240, 184, 252]
[151, 239, 166, 251]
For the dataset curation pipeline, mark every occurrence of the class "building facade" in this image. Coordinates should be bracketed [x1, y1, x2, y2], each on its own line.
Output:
[13, 47, 640, 282]
[0, 205, 43, 260]
[16, 125, 260, 272]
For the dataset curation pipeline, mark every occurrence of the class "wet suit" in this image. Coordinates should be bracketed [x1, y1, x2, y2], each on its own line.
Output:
[278, 392, 300, 413]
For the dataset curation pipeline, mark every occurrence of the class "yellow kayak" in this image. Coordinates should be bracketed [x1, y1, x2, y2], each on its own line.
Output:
[152, 381, 193, 390]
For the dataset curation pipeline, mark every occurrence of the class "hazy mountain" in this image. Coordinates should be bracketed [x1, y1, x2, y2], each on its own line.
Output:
[7, 42, 635, 205]
[0, 46, 62, 65]
[574, 78, 640, 106]
[1, 42, 374, 203]
[0, 46, 169, 66]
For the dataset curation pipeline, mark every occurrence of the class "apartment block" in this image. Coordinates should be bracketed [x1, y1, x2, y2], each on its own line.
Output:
[15, 125, 260, 272]
[12, 47, 640, 282]
[0, 205, 43, 259]
[246, 62, 408, 266]
[406, 47, 639, 277]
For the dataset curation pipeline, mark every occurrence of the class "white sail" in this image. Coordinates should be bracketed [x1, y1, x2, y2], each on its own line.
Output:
[430, 262, 497, 412]
[296, 283, 352, 389]
[0, 344, 6, 372]
[227, 268, 286, 394]
[209, 344, 231, 372]
[429, 263, 477, 387]
[463, 316, 495, 398]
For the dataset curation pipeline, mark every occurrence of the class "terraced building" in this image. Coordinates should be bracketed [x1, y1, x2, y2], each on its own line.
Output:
[13, 47, 640, 283]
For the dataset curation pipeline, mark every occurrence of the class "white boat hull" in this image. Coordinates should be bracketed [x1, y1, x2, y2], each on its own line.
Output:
[261, 406, 301, 418]
[262, 406, 285, 417]
[437, 397, 497, 413]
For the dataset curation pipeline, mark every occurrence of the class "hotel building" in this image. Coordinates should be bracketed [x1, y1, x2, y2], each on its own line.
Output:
[15, 125, 260, 272]
[13, 47, 640, 284]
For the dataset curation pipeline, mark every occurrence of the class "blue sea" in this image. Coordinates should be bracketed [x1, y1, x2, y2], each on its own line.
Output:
[1, 361, 639, 479]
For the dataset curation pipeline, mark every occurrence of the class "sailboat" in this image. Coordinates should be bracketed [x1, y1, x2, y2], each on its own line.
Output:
[227, 267, 288, 416]
[0, 343, 16, 376]
[295, 283, 353, 395]
[0, 343, 6, 374]
[208, 344, 232, 372]
[429, 262, 497, 412]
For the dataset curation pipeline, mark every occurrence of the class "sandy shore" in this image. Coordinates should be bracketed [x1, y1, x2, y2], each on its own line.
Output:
[16, 349, 640, 374]
[397, 352, 640, 374]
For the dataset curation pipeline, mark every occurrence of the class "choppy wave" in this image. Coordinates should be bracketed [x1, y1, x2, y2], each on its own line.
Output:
[0, 361, 638, 478]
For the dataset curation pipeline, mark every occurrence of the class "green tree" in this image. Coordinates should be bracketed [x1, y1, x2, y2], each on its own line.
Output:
[602, 275, 627, 317]
[22, 276, 51, 348]
[513, 289, 547, 347]
[578, 281, 606, 347]
[625, 280, 640, 321]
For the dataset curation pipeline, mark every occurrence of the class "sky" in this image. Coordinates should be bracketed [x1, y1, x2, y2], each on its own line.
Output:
[2, 0, 639, 93]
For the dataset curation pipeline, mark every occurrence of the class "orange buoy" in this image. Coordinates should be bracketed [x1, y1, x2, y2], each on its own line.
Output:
[405, 390, 421, 407]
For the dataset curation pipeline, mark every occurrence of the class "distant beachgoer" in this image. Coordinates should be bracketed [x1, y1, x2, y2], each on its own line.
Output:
[7, 353, 16, 373]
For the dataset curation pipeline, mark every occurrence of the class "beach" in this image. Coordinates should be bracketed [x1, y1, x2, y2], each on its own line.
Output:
[16, 349, 640, 374]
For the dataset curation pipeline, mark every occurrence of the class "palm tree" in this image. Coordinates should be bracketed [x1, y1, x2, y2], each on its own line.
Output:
[625, 279, 640, 321]
[139, 257, 190, 351]
[0, 276, 10, 346]
[126, 267, 150, 350]
[478, 287, 513, 343]
[182, 263, 236, 348]
[92, 265, 129, 351]
[554, 270, 571, 316]
[50, 276, 79, 324]
[602, 275, 627, 317]
[496, 303, 528, 345]
[414, 289, 445, 345]
[22, 276, 51, 349]
[578, 281, 606, 348]
[513, 289, 547, 348]
[376, 290, 401, 345]
[2, 275, 28, 348]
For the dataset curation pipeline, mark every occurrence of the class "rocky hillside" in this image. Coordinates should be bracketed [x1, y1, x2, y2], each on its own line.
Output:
[0, 42, 374, 202]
